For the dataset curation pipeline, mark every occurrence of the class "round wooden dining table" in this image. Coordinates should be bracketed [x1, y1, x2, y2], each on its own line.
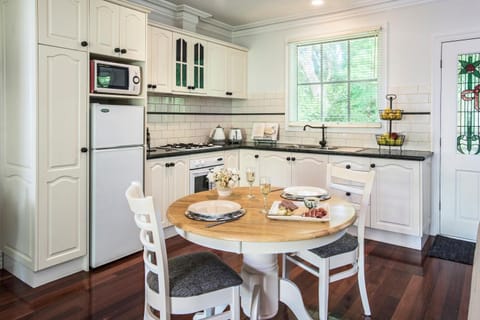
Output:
[167, 187, 356, 319]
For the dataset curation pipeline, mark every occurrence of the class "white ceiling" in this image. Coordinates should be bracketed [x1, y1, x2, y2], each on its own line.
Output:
[165, 0, 393, 27]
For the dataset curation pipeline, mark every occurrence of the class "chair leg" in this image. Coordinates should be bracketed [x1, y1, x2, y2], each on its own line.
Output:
[357, 257, 371, 316]
[281, 254, 292, 279]
[231, 286, 241, 320]
[318, 258, 330, 320]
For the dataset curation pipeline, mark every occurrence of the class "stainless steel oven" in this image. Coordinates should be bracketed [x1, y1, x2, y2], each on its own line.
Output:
[189, 156, 224, 193]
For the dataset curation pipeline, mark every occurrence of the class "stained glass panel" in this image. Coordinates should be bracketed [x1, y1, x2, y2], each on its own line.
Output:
[457, 53, 480, 155]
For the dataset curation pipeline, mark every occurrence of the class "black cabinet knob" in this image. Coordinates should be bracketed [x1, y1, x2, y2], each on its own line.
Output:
[346, 164, 351, 169]
[81, 147, 88, 153]
[370, 163, 376, 168]
[152, 85, 157, 89]
[254, 154, 259, 159]
[346, 192, 351, 196]
[286, 157, 291, 161]
[147, 84, 152, 88]
[120, 48, 127, 54]
[217, 158, 223, 161]
[226, 92, 233, 96]
[80, 41, 88, 47]
[170, 162, 175, 167]
[291, 157, 296, 161]
[165, 163, 170, 168]
[114, 47, 121, 53]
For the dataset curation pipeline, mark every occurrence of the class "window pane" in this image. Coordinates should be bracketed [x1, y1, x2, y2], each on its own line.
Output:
[350, 37, 377, 80]
[322, 41, 347, 82]
[323, 83, 348, 122]
[298, 45, 321, 84]
[350, 81, 378, 122]
[297, 84, 322, 121]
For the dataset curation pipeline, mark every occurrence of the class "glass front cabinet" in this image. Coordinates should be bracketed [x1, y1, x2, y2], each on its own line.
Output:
[172, 33, 206, 94]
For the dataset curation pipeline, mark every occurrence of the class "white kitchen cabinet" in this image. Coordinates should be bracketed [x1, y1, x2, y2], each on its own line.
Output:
[224, 150, 240, 169]
[90, 0, 147, 61]
[38, 0, 88, 51]
[207, 42, 247, 99]
[147, 25, 172, 93]
[1, 0, 89, 287]
[172, 33, 207, 94]
[328, 155, 431, 248]
[145, 157, 189, 228]
[37, 45, 88, 269]
[239, 150, 327, 188]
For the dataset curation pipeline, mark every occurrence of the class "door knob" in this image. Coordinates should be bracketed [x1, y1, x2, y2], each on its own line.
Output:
[81, 147, 88, 153]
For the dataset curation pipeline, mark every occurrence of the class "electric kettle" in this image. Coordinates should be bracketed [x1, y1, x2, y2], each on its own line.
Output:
[210, 125, 226, 144]
[229, 128, 243, 144]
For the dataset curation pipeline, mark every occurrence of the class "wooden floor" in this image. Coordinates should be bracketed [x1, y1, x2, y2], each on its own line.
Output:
[0, 237, 472, 320]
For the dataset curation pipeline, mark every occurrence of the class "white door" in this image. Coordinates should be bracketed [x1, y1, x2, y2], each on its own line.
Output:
[119, 6, 146, 61]
[37, 45, 87, 269]
[89, 0, 119, 57]
[440, 38, 480, 241]
[148, 26, 172, 93]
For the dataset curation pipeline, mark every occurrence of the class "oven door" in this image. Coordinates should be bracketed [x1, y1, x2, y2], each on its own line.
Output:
[190, 165, 223, 193]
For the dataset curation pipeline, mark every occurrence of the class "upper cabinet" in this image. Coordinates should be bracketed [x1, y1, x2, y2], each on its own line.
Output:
[38, 0, 89, 51]
[147, 26, 172, 93]
[172, 33, 207, 95]
[207, 42, 247, 99]
[89, 0, 147, 61]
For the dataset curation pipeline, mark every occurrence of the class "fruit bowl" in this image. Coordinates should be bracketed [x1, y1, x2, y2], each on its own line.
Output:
[376, 133, 405, 146]
[379, 109, 403, 120]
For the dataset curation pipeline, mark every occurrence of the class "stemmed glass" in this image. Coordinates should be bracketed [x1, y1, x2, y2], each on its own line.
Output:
[246, 167, 256, 199]
[259, 176, 271, 213]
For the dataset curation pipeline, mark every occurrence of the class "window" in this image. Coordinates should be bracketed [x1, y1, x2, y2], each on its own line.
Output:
[288, 30, 383, 127]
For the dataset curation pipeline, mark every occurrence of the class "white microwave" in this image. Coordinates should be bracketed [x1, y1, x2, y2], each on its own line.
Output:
[90, 59, 141, 95]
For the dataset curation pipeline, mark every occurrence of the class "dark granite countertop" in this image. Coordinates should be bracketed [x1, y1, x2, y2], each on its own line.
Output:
[146, 142, 432, 161]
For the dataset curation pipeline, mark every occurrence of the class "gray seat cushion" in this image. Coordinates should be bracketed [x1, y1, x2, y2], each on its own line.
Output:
[147, 252, 242, 297]
[309, 233, 358, 258]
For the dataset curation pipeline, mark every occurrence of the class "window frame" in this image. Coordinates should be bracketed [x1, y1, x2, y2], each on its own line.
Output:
[285, 27, 386, 131]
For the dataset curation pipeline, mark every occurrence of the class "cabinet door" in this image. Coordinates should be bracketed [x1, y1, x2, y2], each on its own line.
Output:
[370, 159, 421, 236]
[172, 33, 206, 94]
[258, 151, 291, 188]
[38, 0, 88, 50]
[207, 42, 228, 97]
[168, 158, 189, 224]
[291, 153, 328, 188]
[37, 45, 87, 270]
[119, 6, 146, 61]
[328, 156, 371, 226]
[89, 0, 119, 57]
[147, 161, 170, 228]
[148, 26, 172, 93]
[228, 48, 247, 99]
[239, 150, 260, 187]
[224, 150, 239, 169]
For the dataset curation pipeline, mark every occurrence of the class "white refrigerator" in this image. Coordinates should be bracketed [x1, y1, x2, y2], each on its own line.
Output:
[90, 103, 144, 268]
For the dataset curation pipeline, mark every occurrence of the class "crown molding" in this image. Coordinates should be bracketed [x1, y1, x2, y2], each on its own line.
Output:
[231, 0, 438, 37]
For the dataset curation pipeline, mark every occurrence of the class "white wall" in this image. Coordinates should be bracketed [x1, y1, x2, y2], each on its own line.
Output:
[229, 0, 480, 150]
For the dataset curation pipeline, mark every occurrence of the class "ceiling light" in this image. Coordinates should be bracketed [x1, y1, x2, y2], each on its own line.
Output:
[312, 0, 324, 6]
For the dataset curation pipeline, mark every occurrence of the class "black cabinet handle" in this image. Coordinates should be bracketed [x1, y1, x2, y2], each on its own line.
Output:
[226, 92, 233, 96]
[147, 84, 152, 88]
[291, 157, 296, 161]
[81, 147, 88, 153]
[346, 192, 351, 196]
[286, 157, 291, 161]
[217, 158, 223, 161]
[165, 163, 170, 168]
[152, 85, 157, 89]
[346, 164, 351, 169]
[114, 47, 121, 53]
[81, 41, 88, 47]
[254, 154, 259, 159]
[370, 163, 376, 168]
[120, 49, 127, 54]
[170, 162, 175, 167]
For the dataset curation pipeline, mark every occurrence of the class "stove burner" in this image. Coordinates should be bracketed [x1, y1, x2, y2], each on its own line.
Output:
[148, 142, 222, 154]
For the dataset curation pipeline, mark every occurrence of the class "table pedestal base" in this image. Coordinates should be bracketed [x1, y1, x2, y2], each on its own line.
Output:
[240, 253, 312, 320]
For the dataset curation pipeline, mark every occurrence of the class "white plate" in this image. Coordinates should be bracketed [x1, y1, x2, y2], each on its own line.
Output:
[283, 186, 328, 197]
[267, 201, 330, 222]
[185, 209, 245, 222]
[187, 200, 242, 217]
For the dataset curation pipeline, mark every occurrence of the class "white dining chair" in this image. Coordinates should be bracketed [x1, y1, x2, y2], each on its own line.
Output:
[125, 182, 243, 320]
[282, 164, 375, 320]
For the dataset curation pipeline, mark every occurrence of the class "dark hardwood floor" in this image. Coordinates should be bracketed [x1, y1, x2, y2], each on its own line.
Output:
[0, 237, 472, 320]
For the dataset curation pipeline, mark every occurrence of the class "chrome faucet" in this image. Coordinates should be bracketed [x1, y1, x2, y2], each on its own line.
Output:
[303, 124, 328, 148]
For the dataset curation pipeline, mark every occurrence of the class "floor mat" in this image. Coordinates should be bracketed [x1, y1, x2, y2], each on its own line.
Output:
[428, 235, 475, 265]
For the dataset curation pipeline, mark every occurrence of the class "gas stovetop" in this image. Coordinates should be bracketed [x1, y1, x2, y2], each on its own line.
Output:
[147, 143, 223, 155]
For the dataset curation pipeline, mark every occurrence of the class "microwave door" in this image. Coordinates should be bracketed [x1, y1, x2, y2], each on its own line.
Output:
[95, 64, 129, 94]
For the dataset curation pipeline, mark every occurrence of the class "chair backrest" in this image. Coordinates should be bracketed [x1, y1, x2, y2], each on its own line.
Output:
[125, 182, 170, 316]
[326, 163, 375, 239]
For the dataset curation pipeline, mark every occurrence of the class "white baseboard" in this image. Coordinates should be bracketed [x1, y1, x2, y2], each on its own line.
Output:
[3, 254, 86, 288]
[349, 226, 428, 250]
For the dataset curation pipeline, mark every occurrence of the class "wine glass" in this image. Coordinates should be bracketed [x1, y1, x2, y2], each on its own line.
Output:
[259, 176, 271, 213]
[246, 167, 256, 199]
